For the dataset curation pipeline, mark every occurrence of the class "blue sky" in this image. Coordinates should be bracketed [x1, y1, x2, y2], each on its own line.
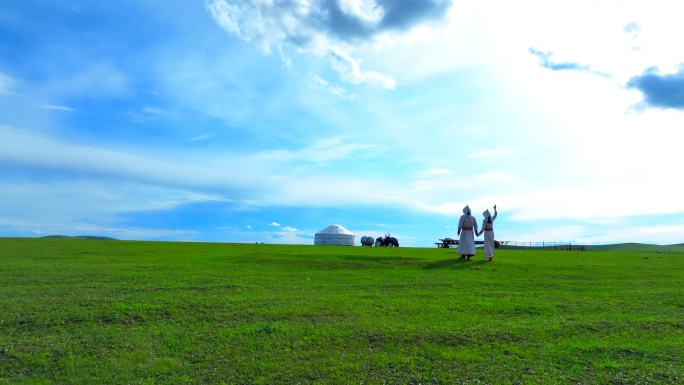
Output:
[1, 0, 684, 246]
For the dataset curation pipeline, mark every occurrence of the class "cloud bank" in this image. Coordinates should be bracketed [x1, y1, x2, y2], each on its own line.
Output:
[206, 0, 452, 88]
[528, 48, 599, 74]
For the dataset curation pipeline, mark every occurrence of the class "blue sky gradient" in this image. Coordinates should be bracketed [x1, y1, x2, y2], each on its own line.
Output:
[2, 0, 684, 246]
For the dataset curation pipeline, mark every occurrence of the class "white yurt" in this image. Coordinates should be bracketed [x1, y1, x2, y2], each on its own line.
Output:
[314, 224, 355, 246]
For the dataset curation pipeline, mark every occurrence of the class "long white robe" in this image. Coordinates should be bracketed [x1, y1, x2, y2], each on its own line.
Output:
[480, 212, 497, 258]
[457, 214, 478, 255]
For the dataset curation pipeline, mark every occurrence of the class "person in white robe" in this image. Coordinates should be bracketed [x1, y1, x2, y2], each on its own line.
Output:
[476, 205, 498, 261]
[457, 205, 478, 260]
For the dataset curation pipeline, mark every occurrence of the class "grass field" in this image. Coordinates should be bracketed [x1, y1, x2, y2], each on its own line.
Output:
[583, 243, 684, 253]
[1, 238, 682, 385]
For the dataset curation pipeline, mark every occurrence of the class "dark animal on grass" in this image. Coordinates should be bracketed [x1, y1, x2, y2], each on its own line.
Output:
[375, 234, 399, 247]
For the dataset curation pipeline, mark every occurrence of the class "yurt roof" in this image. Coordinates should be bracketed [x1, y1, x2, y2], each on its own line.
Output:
[315, 224, 354, 235]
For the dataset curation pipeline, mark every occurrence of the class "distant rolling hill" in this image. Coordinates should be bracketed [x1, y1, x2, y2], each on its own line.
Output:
[41, 235, 118, 241]
[583, 243, 684, 252]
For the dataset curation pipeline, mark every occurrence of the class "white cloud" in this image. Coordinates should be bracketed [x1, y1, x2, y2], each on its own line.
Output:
[6, 0, 684, 246]
[473, 171, 520, 183]
[48, 63, 130, 98]
[349, 0, 684, 90]
[186, 134, 213, 142]
[589, 224, 684, 245]
[409, 172, 684, 224]
[269, 222, 281, 227]
[0, 125, 382, 196]
[312, 75, 356, 100]
[281, 226, 299, 232]
[3, 122, 683, 232]
[501, 223, 684, 245]
[324, 1, 684, 233]
[422, 167, 452, 176]
[0, 73, 17, 94]
[255, 136, 380, 164]
[0, 125, 255, 190]
[0, 180, 223, 220]
[141, 106, 164, 115]
[206, 0, 313, 53]
[205, 0, 417, 89]
[469, 147, 518, 159]
[216, 225, 312, 244]
[267, 231, 311, 245]
[0, 217, 196, 240]
[206, 0, 242, 39]
[338, 0, 384, 24]
[246, 224, 253, 230]
[500, 225, 588, 244]
[328, 46, 396, 89]
[39, 105, 76, 112]
[0, 179, 216, 241]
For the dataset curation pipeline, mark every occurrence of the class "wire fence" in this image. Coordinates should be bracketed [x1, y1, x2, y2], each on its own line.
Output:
[498, 241, 585, 251]
[435, 239, 586, 251]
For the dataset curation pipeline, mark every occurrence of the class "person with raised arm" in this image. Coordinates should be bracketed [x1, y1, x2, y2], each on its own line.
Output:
[457, 205, 478, 261]
[477, 205, 498, 262]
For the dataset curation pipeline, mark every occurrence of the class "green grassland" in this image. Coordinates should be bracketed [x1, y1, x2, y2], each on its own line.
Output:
[583, 243, 684, 253]
[1, 238, 682, 385]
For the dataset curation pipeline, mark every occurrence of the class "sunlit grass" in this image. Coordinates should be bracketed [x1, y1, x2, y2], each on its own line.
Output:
[1, 238, 682, 384]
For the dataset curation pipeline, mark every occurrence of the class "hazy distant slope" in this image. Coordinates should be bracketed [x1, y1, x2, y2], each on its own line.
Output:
[584, 243, 684, 252]
[41, 235, 118, 241]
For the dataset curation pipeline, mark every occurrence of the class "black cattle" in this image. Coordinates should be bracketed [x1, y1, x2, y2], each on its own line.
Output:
[375, 234, 399, 247]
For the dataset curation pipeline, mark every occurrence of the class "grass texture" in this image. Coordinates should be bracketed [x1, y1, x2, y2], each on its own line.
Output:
[1, 238, 682, 384]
